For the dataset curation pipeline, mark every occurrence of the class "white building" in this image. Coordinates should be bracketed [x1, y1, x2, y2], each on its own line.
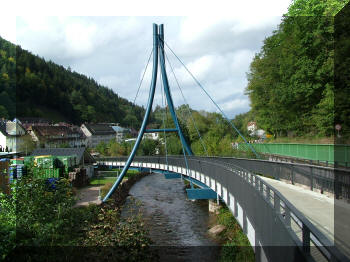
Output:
[0, 120, 27, 152]
[247, 121, 257, 135]
[144, 132, 159, 140]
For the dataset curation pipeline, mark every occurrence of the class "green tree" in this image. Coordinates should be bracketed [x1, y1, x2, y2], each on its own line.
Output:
[139, 139, 159, 156]
[0, 91, 15, 118]
[166, 135, 183, 155]
[0, 105, 8, 119]
[19, 134, 37, 155]
[96, 141, 109, 156]
[287, 0, 348, 16]
[245, 0, 344, 137]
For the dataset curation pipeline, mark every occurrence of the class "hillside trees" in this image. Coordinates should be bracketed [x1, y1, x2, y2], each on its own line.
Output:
[334, 2, 350, 137]
[0, 36, 145, 127]
[245, 0, 348, 137]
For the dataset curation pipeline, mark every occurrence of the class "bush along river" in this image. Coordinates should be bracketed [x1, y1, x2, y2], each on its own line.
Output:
[121, 172, 255, 262]
[1, 171, 158, 261]
[1, 170, 254, 261]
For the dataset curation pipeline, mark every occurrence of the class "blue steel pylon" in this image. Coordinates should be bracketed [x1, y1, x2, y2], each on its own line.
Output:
[103, 24, 193, 202]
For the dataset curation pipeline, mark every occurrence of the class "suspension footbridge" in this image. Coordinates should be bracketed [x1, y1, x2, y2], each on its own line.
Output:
[99, 24, 350, 262]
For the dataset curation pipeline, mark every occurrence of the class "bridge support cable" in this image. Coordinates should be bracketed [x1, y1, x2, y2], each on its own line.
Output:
[162, 47, 209, 157]
[162, 40, 259, 159]
[180, 138, 192, 186]
[133, 49, 153, 105]
[160, 68, 169, 170]
[103, 24, 195, 202]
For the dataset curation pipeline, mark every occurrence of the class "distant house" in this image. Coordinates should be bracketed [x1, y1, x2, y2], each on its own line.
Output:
[15, 117, 52, 130]
[80, 123, 116, 148]
[111, 126, 130, 142]
[31, 147, 95, 177]
[143, 132, 159, 140]
[247, 122, 257, 135]
[0, 120, 27, 152]
[29, 125, 86, 148]
[246, 121, 265, 139]
[142, 125, 160, 141]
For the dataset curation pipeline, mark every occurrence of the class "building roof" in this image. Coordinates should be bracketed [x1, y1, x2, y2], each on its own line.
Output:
[6, 121, 26, 135]
[31, 147, 95, 164]
[31, 125, 78, 137]
[0, 121, 26, 136]
[111, 126, 129, 133]
[16, 117, 52, 125]
[83, 123, 115, 135]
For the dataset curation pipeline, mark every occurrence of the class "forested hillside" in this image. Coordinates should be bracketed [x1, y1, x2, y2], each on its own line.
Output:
[245, 0, 348, 138]
[0, 37, 144, 127]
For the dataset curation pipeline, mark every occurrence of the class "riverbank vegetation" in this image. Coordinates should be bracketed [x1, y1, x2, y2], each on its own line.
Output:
[216, 205, 255, 262]
[0, 168, 155, 261]
[91, 169, 141, 199]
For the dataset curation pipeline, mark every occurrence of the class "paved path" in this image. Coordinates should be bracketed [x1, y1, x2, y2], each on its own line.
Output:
[74, 186, 102, 207]
[260, 176, 350, 258]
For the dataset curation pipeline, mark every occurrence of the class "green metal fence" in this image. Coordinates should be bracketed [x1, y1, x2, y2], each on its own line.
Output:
[238, 143, 350, 165]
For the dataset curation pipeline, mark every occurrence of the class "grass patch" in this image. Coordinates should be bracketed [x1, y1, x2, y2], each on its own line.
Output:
[217, 205, 255, 262]
[90, 177, 117, 185]
[91, 171, 140, 185]
[98, 171, 120, 176]
[97, 169, 139, 177]
[123, 170, 139, 179]
[100, 183, 114, 199]
[91, 171, 143, 199]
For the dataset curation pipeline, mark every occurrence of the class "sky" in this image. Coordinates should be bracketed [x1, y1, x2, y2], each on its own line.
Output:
[0, 0, 293, 118]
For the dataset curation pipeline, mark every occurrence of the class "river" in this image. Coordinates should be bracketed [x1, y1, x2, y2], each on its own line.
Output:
[121, 173, 221, 261]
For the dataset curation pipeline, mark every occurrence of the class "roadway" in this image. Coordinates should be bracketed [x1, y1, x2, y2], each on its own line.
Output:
[260, 176, 350, 259]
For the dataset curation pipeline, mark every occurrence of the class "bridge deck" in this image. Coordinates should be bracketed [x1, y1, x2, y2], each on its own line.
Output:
[260, 176, 350, 259]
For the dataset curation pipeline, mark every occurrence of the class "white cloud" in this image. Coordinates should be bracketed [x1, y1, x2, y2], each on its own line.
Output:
[179, 16, 223, 44]
[221, 98, 250, 116]
[0, 15, 16, 43]
[63, 21, 97, 58]
[99, 75, 126, 87]
[9, 3, 292, 118]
